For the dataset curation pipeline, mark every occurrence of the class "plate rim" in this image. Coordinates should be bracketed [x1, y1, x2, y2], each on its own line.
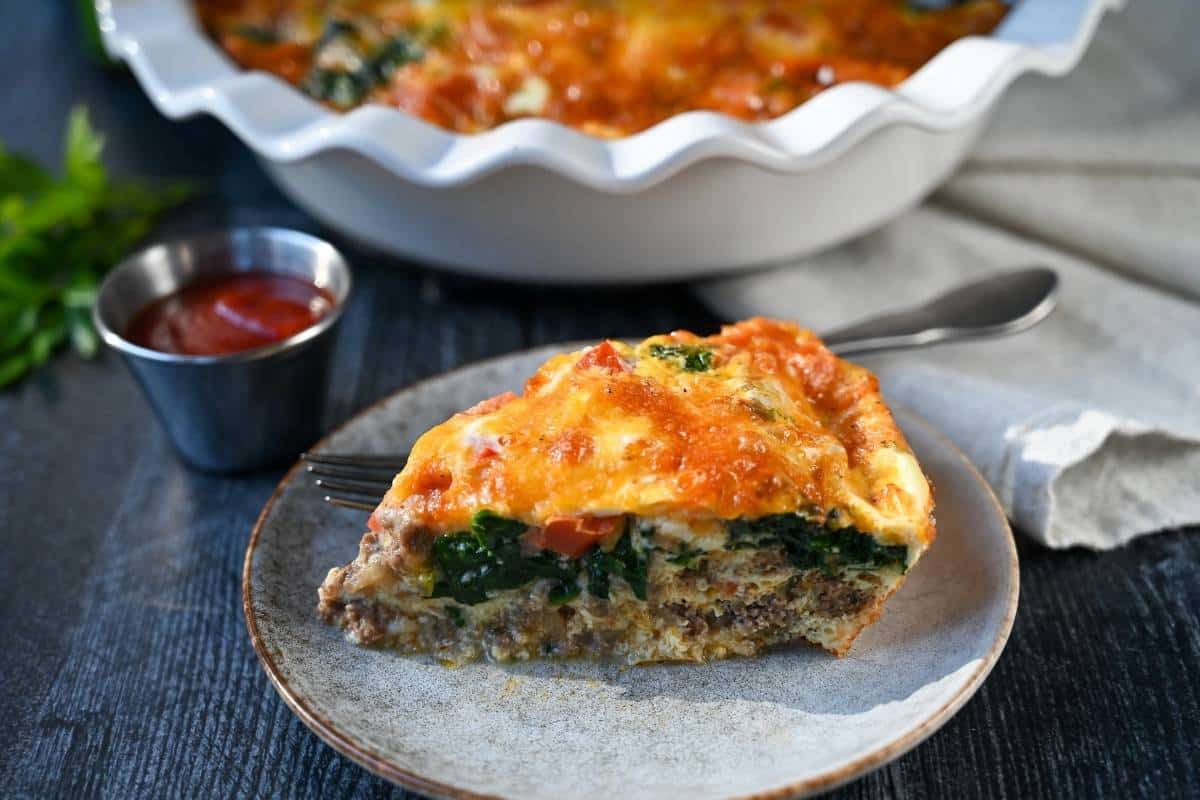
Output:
[242, 344, 1020, 800]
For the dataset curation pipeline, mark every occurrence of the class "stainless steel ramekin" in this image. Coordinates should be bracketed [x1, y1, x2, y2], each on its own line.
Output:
[93, 227, 352, 473]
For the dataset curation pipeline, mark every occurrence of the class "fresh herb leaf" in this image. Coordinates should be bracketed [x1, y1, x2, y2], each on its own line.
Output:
[0, 352, 30, 388]
[64, 108, 105, 188]
[648, 343, 714, 372]
[0, 149, 52, 195]
[0, 106, 191, 388]
[726, 514, 908, 574]
[28, 307, 66, 365]
[1, 306, 39, 351]
[67, 307, 97, 358]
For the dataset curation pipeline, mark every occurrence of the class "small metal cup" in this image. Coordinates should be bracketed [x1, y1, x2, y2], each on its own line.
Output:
[93, 227, 352, 473]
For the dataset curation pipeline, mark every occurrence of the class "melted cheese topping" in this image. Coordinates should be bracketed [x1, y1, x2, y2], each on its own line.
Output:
[374, 318, 934, 552]
[196, 0, 1008, 137]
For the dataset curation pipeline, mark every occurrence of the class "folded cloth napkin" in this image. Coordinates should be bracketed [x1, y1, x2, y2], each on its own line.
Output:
[698, 5, 1200, 550]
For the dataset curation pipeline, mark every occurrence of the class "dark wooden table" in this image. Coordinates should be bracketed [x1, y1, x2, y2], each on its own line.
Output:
[3, 5, 1198, 799]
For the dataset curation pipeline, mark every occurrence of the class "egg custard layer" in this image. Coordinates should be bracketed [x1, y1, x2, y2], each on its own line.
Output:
[318, 318, 934, 663]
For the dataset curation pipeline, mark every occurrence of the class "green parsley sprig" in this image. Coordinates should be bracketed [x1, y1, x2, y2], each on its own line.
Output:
[0, 107, 191, 387]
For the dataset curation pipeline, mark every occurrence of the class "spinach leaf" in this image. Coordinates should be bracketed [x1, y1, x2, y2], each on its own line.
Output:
[727, 514, 908, 574]
[303, 68, 373, 108]
[665, 543, 706, 568]
[316, 19, 358, 48]
[303, 20, 373, 108]
[430, 510, 578, 605]
[648, 343, 713, 372]
[583, 547, 611, 599]
[470, 509, 527, 541]
[303, 23, 429, 108]
[583, 524, 650, 601]
[371, 35, 424, 81]
[547, 581, 581, 606]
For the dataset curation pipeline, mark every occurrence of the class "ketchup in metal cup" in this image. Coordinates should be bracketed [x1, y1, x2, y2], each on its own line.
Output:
[125, 272, 335, 356]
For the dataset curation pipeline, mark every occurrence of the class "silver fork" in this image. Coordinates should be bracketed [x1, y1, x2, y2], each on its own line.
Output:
[304, 453, 409, 511]
[305, 267, 1059, 512]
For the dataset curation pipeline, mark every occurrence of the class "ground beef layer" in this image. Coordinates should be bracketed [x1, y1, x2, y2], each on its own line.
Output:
[318, 548, 904, 663]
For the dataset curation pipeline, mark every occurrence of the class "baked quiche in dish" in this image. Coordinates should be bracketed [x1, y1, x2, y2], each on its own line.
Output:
[318, 318, 935, 663]
[196, 0, 1009, 137]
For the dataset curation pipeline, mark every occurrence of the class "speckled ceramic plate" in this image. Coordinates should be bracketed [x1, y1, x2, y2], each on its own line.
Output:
[243, 345, 1018, 800]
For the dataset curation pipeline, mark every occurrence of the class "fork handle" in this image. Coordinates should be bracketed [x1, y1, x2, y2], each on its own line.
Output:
[821, 267, 1058, 358]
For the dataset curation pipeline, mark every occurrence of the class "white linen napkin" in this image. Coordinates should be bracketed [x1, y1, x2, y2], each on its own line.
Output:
[698, 5, 1200, 549]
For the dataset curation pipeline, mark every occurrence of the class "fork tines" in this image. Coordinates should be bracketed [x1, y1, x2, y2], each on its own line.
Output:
[302, 451, 407, 511]
[302, 452, 409, 469]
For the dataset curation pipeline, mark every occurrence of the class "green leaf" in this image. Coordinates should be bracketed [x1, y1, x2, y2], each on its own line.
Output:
[303, 67, 372, 108]
[371, 34, 424, 81]
[648, 343, 714, 372]
[12, 180, 105, 237]
[470, 509, 529, 542]
[0, 306, 39, 351]
[28, 308, 67, 365]
[0, 146, 52, 196]
[64, 106, 106, 189]
[0, 269, 51, 304]
[62, 284, 97, 309]
[107, 178, 194, 215]
[665, 543, 706, 567]
[0, 352, 31, 388]
[0, 105, 192, 386]
[67, 307, 99, 358]
[547, 581, 580, 606]
[582, 523, 648, 601]
[431, 511, 579, 606]
[726, 514, 909, 574]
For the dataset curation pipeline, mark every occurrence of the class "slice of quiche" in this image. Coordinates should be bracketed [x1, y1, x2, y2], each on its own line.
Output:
[318, 318, 935, 663]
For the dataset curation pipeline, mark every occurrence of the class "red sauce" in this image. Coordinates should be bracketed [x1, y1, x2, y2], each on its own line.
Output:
[125, 272, 335, 356]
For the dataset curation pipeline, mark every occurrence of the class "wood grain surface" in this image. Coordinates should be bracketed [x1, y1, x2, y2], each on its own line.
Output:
[1, 4, 1197, 798]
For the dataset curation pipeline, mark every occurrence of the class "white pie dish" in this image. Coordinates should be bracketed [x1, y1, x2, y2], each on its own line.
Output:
[98, 0, 1120, 283]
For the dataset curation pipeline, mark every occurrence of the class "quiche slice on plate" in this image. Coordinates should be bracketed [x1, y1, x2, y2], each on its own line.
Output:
[317, 318, 935, 664]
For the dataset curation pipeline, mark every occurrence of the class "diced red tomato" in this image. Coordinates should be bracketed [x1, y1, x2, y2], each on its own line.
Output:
[524, 515, 624, 558]
[575, 341, 631, 375]
[461, 391, 517, 417]
[366, 511, 383, 532]
[220, 36, 311, 84]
